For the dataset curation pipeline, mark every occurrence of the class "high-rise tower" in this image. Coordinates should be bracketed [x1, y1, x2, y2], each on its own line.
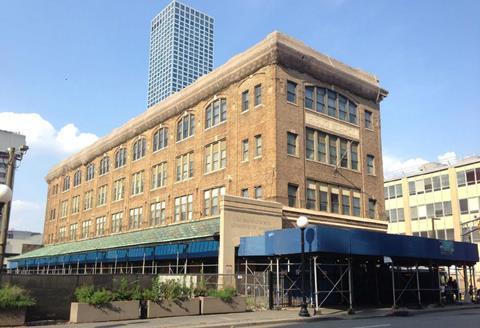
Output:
[147, 0, 214, 108]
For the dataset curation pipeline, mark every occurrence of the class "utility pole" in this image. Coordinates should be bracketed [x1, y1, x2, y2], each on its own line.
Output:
[0, 147, 16, 271]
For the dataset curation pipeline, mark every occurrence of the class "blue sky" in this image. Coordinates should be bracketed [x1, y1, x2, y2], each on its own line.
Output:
[0, 0, 479, 232]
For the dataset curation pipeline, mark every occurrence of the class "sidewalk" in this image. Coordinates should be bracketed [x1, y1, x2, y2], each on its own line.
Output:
[33, 303, 480, 328]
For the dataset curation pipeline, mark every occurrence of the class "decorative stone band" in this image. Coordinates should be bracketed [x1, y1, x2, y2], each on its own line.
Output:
[45, 31, 388, 182]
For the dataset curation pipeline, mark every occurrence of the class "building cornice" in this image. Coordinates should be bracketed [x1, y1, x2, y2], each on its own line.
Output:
[46, 31, 388, 182]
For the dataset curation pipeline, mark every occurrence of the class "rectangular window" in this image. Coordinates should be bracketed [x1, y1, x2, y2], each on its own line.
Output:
[330, 189, 339, 213]
[304, 86, 314, 109]
[176, 152, 194, 181]
[434, 202, 444, 217]
[152, 162, 167, 189]
[241, 139, 249, 162]
[338, 95, 347, 120]
[316, 88, 326, 113]
[288, 184, 298, 207]
[329, 135, 337, 165]
[339, 139, 348, 168]
[457, 171, 466, 187]
[351, 143, 358, 170]
[409, 181, 416, 195]
[352, 194, 361, 216]
[83, 190, 93, 210]
[254, 84, 262, 106]
[424, 178, 432, 193]
[96, 216, 106, 236]
[318, 132, 327, 163]
[306, 181, 316, 209]
[364, 110, 373, 129]
[71, 196, 80, 214]
[327, 90, 337, 117]
[287, 132, 298, 156]
[255, 135, 262, 157]
[205, 139, 226, 173]
[466, 169, 476, 185]
[287, 80, 297, 103]
[111, 212, 123, 233]
[59, 227, 66, 242]
[432, 176, 441, 191]
[441, 174, 450, 189]
[97, 185, 108, 207]
[129, 207, 143, 229]
[443, 201, 452, 216]
[69, 223, 77, 241]
[395, 184, 403, 197]
[367, 155, 375, 175]
[81, 220, 91, 239]
[368, 199, 376, 219]
[241, 188, 248, 198]
[131, 171, 144, 195]
[174, 194, 193, 222]
[397, 208, 405, 222]
[306, 128, 314, 160]
[242, 90, 249, 112]
[320, 188, 328, 212]
[410, 206, 418, 220]
[460, 198, 468, 214]
[60, 200, 68, 218]
[204, 186, 225, 216]
[342, 193, 350, 215]
[348, 102, 357, 124]
[113, 179, 125, 201]
[254, 186, 263, 199]
[150, 201, 166, 226]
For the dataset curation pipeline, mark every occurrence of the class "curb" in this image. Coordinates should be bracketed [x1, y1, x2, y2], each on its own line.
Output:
[184, 304, 480, 328]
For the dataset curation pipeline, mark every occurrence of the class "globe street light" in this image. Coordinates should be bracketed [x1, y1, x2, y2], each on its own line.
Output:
[296, 215, 310, 317]
[0, 185, 13, 204]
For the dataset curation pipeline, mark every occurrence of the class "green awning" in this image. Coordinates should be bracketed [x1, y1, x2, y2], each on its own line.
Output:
[11, 217, 220, 260]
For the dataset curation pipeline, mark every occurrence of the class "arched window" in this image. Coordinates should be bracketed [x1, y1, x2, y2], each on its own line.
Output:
[205, 99, 227, 129]
[152, 127, 168, 152]
[132, 138, 146, 161]
[86, 163, 95, 181]
[115, 148, 127, 168]
[62, 176, 70, 191]
[99, 156, 110, 175]
[177, 114, 195, 141]
[73, 170, 82, 187]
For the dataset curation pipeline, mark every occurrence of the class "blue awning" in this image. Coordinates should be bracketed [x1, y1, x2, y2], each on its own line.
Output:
[239, 225, 479, 265]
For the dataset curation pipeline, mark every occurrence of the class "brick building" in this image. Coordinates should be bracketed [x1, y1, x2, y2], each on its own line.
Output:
[12, 32, 388, 274]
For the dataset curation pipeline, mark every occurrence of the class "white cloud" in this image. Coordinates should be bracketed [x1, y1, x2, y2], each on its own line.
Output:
[0, 112, 98, 154]
[383, 155, 428, 178]
[383, 151, 457, 179]
[9, 200, 44, 232]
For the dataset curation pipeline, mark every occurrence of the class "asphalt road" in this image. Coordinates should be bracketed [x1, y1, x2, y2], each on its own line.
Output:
[261, 308, 480, 328]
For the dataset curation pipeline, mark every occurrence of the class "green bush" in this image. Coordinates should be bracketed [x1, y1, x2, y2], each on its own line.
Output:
[113, 278, 142, 301]
[74, 285, 114, 306]
[0, 285, 36, 309]
[147, 278, 191, 302]
[207, 287, 237, 303]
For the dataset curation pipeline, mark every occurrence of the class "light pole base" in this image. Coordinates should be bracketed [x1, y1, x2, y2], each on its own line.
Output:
[298, 305, 310, 317]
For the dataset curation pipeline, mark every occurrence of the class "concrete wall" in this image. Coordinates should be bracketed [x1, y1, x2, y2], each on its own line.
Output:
[218, 195, 283, 275]
[0, 274, 155, 321]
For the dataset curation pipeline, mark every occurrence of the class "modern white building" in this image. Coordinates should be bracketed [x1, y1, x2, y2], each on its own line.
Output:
[147, 0, 214, 107]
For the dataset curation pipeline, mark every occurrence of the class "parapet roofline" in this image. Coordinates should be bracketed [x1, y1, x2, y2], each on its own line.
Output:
[46, 31, 388, 182]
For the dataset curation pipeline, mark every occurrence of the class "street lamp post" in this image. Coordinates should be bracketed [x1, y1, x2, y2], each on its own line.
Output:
[297, 215, 310, 317]
[0, 184, 13, 271]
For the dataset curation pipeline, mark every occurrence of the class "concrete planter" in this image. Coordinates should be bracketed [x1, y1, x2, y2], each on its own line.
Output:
[147, 299, 200, 318]
[69, 300, 140, 323]
[200, 296, 247, 314]
[0, 308, 26, 327]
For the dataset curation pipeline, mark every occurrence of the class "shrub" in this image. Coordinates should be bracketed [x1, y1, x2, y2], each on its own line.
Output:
[0, 284, 36, 309]
[147, 278, 191, 302]
[207, 287, 237, 303]
[113, 278, 142, 301]
[74, 285, 114, 306]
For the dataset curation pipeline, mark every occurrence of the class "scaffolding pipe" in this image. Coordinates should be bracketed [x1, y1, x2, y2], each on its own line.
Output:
[313, 256, 319, 312]
[464, 265, 470, 302]
[437, 265, 442, 305]
[348, 258, 354, 314]
[142, 252, 146, 275]
[245, 259, 248, 297]
[415, 264, 422, 307]
[276, 258, 280, 309]
[391, 264, 396, 309]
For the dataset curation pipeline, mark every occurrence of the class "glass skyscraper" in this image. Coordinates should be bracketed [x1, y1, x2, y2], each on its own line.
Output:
[147, 0, 214, 108]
